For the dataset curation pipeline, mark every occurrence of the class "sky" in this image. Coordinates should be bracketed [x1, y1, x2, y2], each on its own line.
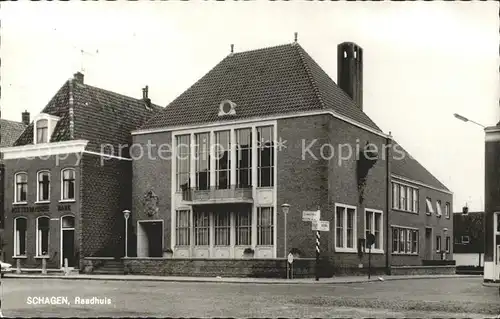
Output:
[1, 1, 498, 212]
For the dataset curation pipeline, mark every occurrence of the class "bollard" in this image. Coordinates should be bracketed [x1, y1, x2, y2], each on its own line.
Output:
[41, 258, 47, 275]
[16, 259, 21, 274]
[64, 258, 69, 276]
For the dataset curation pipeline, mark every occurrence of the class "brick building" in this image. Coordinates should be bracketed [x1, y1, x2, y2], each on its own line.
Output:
[0, 72, 161, 270]
[453, 210, 484, 267]
[129, 41, 453, 276]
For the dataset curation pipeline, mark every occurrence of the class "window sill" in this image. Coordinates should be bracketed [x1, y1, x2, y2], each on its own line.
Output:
[35, 201, 50, 204]
[391, 253, 419, 256]
[256, 186, 274, 190]
[335, 248, 357, 253]
[59, 199, 76, 203]
[35, 255, 50, 259]
[392, 208, 418, 214]
[13, 256, 27, 259]
[365, 249, 385, 254]
[13, 202, 28, 206]
[426, 213, 432, 216]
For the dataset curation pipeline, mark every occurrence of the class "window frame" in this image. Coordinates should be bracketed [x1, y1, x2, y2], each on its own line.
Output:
[256, 126, 274, 188]
[214, 130, 231, 190]
[175, 210, 191, 246]
[194, 132, 211, 191]
[36, 216, 50, 257]
[461, 235, 470, 244]
[60, 168, 76, 201]
[35, 119, 49, 144]
[391, 182, 419, 213]
[445, 202, 450, 219]
[235, 208, 252, 246]
[436, 200, 442, 217]
[14, 172, 28, 204]
[445, 236, 450, 253]
[36, 170, 51, 203]
[214, 210, 231, 246]
[256, 207, 274, 246]
[334, 203, 357, 253]
[175, 135, 191, 192]
[391, 225, 419, 255]
[14, 217, 28, 257]
[436, 235, 442, 252]
[364, 208, 384, 253]
[194, 211, 210, 246]
[235, 128, 252, 189]
[425, 197, 434, 215]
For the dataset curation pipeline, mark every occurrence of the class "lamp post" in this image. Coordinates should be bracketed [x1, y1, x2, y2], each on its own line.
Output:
[123, 210, 131, 258]
[281, 204, 290, 258]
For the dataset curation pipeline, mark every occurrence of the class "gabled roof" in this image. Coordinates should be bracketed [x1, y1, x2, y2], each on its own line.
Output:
[14, 77, 163, 154]
[140, 43, 381, 132]
[0, 119, 26, 148]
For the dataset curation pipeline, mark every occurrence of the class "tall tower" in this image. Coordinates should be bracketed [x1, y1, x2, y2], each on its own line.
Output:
[337, 42, 363, 110]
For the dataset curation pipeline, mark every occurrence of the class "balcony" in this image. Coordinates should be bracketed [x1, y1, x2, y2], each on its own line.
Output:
[182, 185, 253, 204]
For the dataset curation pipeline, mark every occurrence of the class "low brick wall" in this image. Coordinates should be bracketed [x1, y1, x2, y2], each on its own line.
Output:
[390, 265, 456, 276]
[82, 257, 116, 273]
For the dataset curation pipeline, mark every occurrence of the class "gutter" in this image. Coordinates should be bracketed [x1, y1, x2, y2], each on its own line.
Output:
[385, 133, 392, 275]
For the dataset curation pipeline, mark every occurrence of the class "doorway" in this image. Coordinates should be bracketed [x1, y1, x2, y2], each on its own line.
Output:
[137, 220, 163, 257]
[61, 215, 76, 267]
[425, 227, 433, 260]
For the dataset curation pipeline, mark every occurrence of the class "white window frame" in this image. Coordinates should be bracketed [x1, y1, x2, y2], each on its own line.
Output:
[445, 202, 450, 219]
[392, 181, 419, 213]
[14, 172, 28, 204]
[256, 126, 274, 188]
[391, 225, 419, 255]
[445, 236, 450, 253]
[14, 217, 27, 257]
[334, 203, 357, 253]
[256, 207, 274, 246]
[214, 210, 231, 246]
[425, 197, 434, 215]
[60, 168, 76, 202]
[436, 235, 442, 252]
[36, 170, 51, 203]
[33, 113, 60, 145]
[175, 210, 191, 246]
[364, 208, 384, 253]
[194, 211, 210, 246]
[235, 209, 252, 246]
[36, 216, 50, 257]
[214, 130, 231, 190]
[436, 200, 442, 217]
[461, 235, 470, 244]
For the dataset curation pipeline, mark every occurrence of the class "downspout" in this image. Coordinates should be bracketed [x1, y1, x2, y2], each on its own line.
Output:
[68, 79, 75, 140]
[385, 132, 393, 275]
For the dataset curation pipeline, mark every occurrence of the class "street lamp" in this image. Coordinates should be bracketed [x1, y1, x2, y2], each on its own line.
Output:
[123, 210, 131, 258]
[453, 113, 486, 128]
[281, 203, 290, 258]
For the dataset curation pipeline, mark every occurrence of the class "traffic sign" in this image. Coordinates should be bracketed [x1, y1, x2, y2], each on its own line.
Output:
[367, 233, 376, 247]
[302, 210, 320, 222]
[312, 220, 330, 232]
[287, 253, 294, 264]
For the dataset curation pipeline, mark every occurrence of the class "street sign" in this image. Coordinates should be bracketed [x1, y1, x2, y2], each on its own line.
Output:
[302, 210, 320, 222]
[312, 220, 330, 232]
[367, 233, 376, 247]
[287, 253, 294, 264]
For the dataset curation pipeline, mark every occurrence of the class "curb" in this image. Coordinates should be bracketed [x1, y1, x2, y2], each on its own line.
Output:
[2, 274, 479, 285]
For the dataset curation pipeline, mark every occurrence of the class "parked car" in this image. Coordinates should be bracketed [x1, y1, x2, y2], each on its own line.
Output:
[1, 261, 12, 277]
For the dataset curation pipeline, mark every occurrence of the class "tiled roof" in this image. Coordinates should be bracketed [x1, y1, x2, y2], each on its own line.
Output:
[140, 43, 381, 132]
[391, 141, 450, 191]
[0, 119, 26, 148]
[14, 78, 163, 154]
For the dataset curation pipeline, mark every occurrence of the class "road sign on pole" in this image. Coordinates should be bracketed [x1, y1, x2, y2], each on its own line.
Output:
[312, 220, 330, 232]
[367, 233, 375, 279]
[302, 210, 320, 222]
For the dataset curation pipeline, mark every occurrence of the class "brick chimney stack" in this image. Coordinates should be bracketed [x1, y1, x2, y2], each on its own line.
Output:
[21, 110, 30, 126]
[143, 86, 151, 109]
[73, 72, 84, 84]
[337, 42, 363, 110]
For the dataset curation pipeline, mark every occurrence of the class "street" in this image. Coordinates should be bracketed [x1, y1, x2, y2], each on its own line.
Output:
[1, 277, 499, 318]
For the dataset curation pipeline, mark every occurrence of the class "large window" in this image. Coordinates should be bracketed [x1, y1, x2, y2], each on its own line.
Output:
[36, 217, 50, 256]
[257, 126, 274, 187]
[61, 168, 75, 200]
[36, 119, 49, 144]
[335, 204, 356, 251]
[195, 133, 210, 190]
[214, 211, 230, 246]
[194, 211, 210, 245]
[235, 128, 252, 188]
[175, 210, 190, 246]
[392, 227, 418, 254]
[236, 209, 251, 245]
[365, 209, 383, 250]
[14, 217, 27, 256]
[392, 182, 418, 213]
[14, 172, 28, 203]
[445, 202, 450, 219]
[37, 171, 50, 202]
[176, 135, 191, 191]
[215, 131, 230, 190]
[257, 207, 273, 245]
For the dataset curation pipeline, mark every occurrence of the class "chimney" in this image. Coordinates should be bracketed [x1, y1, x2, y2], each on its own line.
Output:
[21, 110, 30, 126]
[142, 86, 151, 109]
[73, 72, 84, 84]
[337, 42, 363, 110]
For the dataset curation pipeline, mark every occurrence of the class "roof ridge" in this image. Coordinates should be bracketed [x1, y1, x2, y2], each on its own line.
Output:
[0, 118, 25, 126]
[82, 83, 163, 110]
[231, 43, 294, 57]
[294, 44, 326, 109]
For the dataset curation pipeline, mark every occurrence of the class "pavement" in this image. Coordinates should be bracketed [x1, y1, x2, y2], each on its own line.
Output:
[3, 272, 479, 284]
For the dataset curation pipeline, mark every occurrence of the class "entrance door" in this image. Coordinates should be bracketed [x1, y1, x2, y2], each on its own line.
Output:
[425, 227, 432, 260]
[61, 216, 76, 267]
[137, 221, 163, 257]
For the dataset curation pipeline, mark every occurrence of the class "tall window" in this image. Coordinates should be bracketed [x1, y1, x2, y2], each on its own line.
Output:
[399, 185, 406, 210]
[257, 207, 273, 245]
[335, 204, 356, 250]
[61, 168, 75, 200]
[445, 202, 450, 219]
[236, 209, 251, 245]
[214, 211, 230, 246]
[257, 126, 274, 187]
[365, 210, 383, 250]
[176, 135, 191, 191]
[392, 183, 398, 209]
[236, 128, 252, 188]
[425, 198, 434, 215]
[215, 131, 230, 190]
[413, 189, 418, 212]
[392, 182, 418, 213]
[36, 217, 50, 256]
[436, 235, 441, 251]
[436, 200, 442, 217]
[194, 211, 210, 245]
[195, 133, 210, 190]
[445, 236, 450, 252]
[15, 172, 28, 203]
[36, 119, 49, 144]
[37, 171, 50, 202]
[175, 210, 190, 246]
[392, 227, 418, 254]
[14, 217, 27, 256]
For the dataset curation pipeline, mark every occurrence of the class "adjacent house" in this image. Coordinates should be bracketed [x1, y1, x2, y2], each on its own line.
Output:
[453, 210, 484, 267]
[0, 72, 162, 270]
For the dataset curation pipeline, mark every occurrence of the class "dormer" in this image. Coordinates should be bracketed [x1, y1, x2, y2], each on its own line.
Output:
[33, 113, 60, 144]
